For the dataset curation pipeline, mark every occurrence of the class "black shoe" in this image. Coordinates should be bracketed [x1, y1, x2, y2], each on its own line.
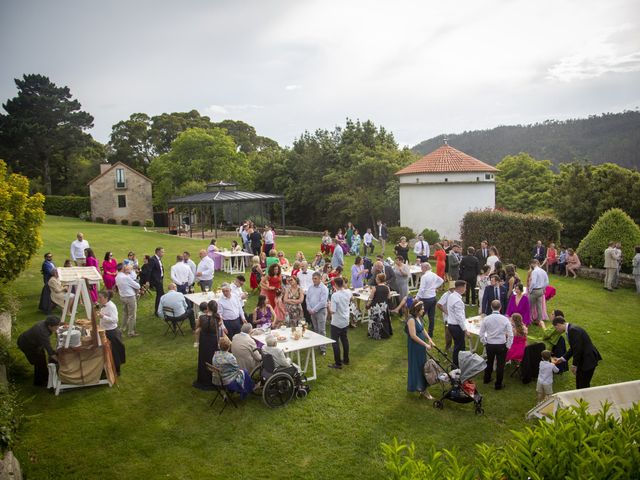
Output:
[328, 363, 342, 369]
[343, 361, 350, 365]
[483, 379, 491, 384]
[495, 384, 505, 390]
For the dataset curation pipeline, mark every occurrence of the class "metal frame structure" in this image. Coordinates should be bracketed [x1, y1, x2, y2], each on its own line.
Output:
[167, 181, 286, 238]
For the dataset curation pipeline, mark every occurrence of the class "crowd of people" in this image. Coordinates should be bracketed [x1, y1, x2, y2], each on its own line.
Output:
[22, 223, 622, 410]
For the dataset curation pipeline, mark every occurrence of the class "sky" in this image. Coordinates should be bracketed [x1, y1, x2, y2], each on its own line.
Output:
[1, 0, 639, 148]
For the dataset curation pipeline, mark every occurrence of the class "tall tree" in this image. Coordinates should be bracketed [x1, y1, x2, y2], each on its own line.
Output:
[0, 74, 94, 194]
[108, 113, 153, 171]
[495, 153, 555, 214]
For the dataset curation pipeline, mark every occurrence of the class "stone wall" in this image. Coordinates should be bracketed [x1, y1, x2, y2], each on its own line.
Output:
[576, 267, 635, 288]
[90, 166, 153, 224]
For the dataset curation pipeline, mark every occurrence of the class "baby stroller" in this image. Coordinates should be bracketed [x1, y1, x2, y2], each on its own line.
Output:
[427, 346, 486, 415]
[251, 350, 310, 408]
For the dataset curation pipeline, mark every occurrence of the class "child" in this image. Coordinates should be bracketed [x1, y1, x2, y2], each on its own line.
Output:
[477, 265, 491, 315]
[537, 350, 559, 403]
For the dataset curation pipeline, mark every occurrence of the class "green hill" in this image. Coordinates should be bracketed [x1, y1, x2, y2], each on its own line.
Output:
[412, 110, 640, 169]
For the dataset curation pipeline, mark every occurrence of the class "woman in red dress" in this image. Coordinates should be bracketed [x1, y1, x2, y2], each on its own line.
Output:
[260, 263, 282, 309]
[434, 243, 446, 279]
[102, 251, 118, 291]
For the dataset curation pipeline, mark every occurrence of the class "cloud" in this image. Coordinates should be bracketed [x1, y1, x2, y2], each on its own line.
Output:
[206, 104, 228, 115]
[206, 104, 264, 116]
[285, 84, 301, 91]
[547, 50, 640, 82]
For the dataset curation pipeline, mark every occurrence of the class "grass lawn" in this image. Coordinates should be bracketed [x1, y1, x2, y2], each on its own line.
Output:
[7, 216, 640, 479]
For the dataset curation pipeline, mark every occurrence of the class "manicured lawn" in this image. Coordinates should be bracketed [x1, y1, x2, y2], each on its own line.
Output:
[8, 216, 640, 479]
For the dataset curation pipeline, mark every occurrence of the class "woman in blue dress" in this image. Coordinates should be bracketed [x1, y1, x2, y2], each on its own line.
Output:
[405, 301, 435, 399]
[350, 229, 362, 255]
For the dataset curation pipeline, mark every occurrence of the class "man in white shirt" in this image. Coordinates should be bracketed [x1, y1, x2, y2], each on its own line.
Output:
[417, 262, 444, 338]
[157, 283, 193, 331]
[436, 281, 455, 353]
[306, 272, 329, 355]
[183, 251, 197, 293]
[195, 249, 214, 291]
[363, 228, 376, 256]
[116, 264, 141, 336]
[70, 232, 90, 266]
[263, 225, 275, 254]
[413, 235, 430, 263]
[446, 280, 470, 367]
[528, 259, 549, 324]
[170, 255, 194, 294]
[376, 220, 388, 255]
[479, 300, 513, 390]
[328, 277, 352, 369]
[218, 282, 246, 339]
[297, 261, 314, 323]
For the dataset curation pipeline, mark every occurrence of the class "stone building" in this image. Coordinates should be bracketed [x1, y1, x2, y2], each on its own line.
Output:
[396, 142, 498, 240]
[88, 162, 153, 224]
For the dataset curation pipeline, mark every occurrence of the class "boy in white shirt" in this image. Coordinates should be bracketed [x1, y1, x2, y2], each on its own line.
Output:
[537, 350, 559, 403]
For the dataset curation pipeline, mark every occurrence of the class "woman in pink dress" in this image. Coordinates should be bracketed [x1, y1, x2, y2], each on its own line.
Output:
[85, 248, 99, 302]
[506, 283, 531, 326]
[102, 251, 118, 291]
[335, 228, 349, 255]
[565, 248, 581, 278]
[506, 313, 528, 363]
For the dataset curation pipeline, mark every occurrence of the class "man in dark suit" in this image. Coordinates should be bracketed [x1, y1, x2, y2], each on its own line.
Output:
[459, 247, 480, 305]
[17, 316, 61, 386]
[475, 240, 490, 267]
[553, 317, 602, 389]
[149, 246, 165, 316]
[532, 240, 546, 263]
[481, 274, 507, 315]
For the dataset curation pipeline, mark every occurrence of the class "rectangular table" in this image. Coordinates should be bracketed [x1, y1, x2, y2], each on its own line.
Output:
[350, 287, 399, 324]
[250, 329, 334, 381]
[465, 315, 484, 353]
[408, 265, 422, 289]
[216, 251, 254, 274]
[185, 292, 223, 305]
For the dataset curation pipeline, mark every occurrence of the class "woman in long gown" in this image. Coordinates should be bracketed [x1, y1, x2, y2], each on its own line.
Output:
[406, 301, 435, 399]
[346, 222, 354, 250]
[393, 256, 410, 299]
[193, 300, 221, 390]
[102, 251, 118, 291]
[506, 313, 528, 363]
[335, 228, 349, 255]
[260, 263, 282, 309]
[394, 237, 410, 264]
[506, 283, 531, 326]
[85, 248, 100, 302]
[350, 229, 362, 255]
[434, 244, 447, 280]
[367, 273, 393, 339]
[284, 276, 304, 326]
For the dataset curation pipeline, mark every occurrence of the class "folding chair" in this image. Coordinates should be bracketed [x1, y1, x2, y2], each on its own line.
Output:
[162, 306, 185, 337]
[206, 362, 238, 414]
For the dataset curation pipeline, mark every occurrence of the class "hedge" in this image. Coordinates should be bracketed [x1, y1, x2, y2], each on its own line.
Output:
[461, 209, 562, 268]
[577, 208, 640, 273]
[387, 226, 415, 245]
[420, 228, 440, 245]
[44, 195, 90, 218]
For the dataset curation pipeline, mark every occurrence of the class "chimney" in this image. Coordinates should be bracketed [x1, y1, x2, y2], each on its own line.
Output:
[100, 163, 111, 174]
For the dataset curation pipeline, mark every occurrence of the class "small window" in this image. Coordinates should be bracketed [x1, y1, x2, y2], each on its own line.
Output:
[118, 195, 127, 208]
[115, 168, 126, 189]
[476, 177, 480, 181]
[444, 178, 448, 182]
[485, 174, 491, 180]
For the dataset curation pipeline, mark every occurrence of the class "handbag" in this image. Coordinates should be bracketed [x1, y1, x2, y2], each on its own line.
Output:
[423, 358, 445, 386]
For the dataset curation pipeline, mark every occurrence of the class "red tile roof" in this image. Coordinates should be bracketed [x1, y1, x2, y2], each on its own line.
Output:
[396, 144, 498, 175]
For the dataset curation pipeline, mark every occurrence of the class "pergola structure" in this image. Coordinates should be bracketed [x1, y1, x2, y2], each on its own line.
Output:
[167, 181, 286, 238]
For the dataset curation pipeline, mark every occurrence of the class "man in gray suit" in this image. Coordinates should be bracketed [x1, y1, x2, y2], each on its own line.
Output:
[603, 241, 618, 292]
[230, 323, 262, 373]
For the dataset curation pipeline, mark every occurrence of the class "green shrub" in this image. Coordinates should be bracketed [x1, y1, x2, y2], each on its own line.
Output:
[0, 383, 24, 454]
[131, 220, 141, 227]
[95, 217, 104, 224]
[387, 226, 415, 245]
[120, 219, 129, 226]
[577, 208, 640, 273]
[461, 209, 562, 268]
[420, 228, 440, 245]
[44, 195, 90, 218]
[381, 402, 640, 480]
[107, 218, 116, 225]
[144, 219, 154, 228]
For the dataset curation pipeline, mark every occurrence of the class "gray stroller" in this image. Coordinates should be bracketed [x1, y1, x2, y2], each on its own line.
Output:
[428, 347, 487, 415]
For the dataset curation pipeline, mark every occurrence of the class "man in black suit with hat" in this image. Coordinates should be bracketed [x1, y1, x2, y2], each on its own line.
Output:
[553, 316, 602, 389]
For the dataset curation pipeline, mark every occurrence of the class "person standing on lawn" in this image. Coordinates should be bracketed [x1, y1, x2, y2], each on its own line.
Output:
[70, 232, 90, 266]
[553, 317, 602, 389]
[306, 272, 329, 356]
[479, 300, 513, 390]
[149, 246, 165, 316]
[328, 277, 352, 369]
[446, 280, 470, 367]
[17, 316, 60, 387]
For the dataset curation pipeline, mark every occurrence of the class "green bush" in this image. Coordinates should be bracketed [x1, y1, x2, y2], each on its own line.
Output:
[387, 226, 415, 245]
[107, 218, 116, 225]
[95, 217, 104, 224]
[120, 219, 129, 226]
[577, 208, 640, 273]
[461, 209, 562, 268]
[382, 402, 640, 480]
[44, 195, 90, 218]
[0, 383, 24, 454]
[420, 228, 440, 245]
[131, 220, 141, 227]
[144, 219, 154, 228]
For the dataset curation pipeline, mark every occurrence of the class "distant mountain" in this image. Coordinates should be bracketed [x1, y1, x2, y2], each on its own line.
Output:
[411, 111, 640, 170]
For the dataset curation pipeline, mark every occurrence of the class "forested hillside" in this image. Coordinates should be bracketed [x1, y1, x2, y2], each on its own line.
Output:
[412, 111, 640, 170]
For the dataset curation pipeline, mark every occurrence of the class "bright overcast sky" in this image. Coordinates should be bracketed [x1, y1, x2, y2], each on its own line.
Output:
[1, 0, 639, 147]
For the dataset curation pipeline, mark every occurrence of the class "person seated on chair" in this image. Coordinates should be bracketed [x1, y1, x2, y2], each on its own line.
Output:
[211, 337, 254, 399]
[231, 323, 262, 373]
[262, 335, 293, 369]
[48, 268, 70, 310]
[157, 283, 194, 331]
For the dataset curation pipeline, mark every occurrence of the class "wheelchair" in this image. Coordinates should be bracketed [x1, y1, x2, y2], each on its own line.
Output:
[250, 350, 310, 408]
